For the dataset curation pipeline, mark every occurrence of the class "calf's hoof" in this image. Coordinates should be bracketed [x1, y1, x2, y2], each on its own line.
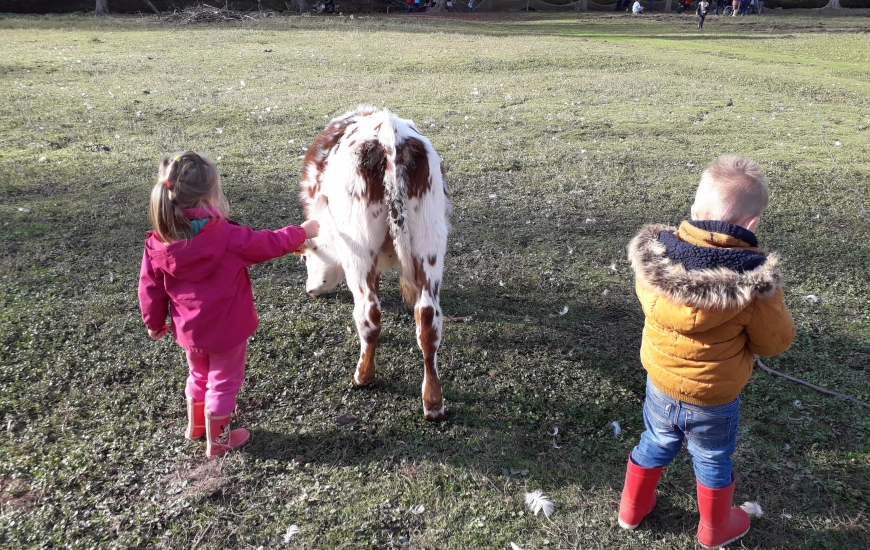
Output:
[424, 405, 446, 422]
[352, 373, 375, 387]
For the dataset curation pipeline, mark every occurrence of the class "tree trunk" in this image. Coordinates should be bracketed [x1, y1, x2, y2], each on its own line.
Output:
[95, 0, 109, 14]
[664, 0, 672, 10]
[823, 0, 841, 7]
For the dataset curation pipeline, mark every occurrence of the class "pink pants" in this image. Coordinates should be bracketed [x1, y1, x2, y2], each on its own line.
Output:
[184, 342, 246, 417]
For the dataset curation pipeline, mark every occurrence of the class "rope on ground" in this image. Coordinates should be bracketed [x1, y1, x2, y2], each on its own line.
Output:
[755, 356, 870, 409]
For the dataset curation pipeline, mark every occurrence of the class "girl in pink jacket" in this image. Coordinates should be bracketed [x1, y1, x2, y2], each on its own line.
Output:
[138, 151, 319, 459]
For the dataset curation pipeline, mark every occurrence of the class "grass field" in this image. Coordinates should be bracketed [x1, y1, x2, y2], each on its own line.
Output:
[1, 9, 869, 549]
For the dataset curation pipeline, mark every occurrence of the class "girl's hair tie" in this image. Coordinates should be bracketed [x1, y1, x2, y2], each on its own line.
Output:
[163, 179, 172, 190]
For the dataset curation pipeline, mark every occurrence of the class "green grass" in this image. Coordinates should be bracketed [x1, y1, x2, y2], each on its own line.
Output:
[1, 10, 869, 549]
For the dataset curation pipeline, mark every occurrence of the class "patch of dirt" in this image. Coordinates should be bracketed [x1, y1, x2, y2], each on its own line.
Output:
[0, 476, 41, 512]
[158, 460, 225, 502]
[815, 94, 849, 103]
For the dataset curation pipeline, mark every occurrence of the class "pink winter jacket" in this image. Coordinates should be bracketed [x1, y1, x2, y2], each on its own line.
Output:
[138, 210, 307, 354]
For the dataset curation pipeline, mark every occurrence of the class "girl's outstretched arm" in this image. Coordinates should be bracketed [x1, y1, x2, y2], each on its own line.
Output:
[229, 223, 310, 265]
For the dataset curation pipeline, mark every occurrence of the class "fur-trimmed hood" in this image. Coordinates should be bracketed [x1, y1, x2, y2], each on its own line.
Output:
[628, 223, 784, 312]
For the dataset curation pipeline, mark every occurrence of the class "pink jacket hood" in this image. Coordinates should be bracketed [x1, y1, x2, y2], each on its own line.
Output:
[144, 219, 229, 283]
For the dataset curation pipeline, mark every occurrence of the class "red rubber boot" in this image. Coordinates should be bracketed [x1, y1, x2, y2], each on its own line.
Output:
[618, 453, 664, 530]
[696, 477, 751, 549]
[185, 398, 206, 440]
[204, 410, 250, 459]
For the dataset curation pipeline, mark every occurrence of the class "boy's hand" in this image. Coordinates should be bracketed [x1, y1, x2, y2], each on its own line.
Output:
[148, 325, 169, 340]
[301, 219, 320, 239]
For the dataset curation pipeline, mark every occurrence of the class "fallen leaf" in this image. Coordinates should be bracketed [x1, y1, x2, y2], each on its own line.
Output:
[336, 413, 357, 426]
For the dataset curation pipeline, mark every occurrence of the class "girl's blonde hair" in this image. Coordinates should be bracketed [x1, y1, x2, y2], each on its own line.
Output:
[149, 151, 229, 243]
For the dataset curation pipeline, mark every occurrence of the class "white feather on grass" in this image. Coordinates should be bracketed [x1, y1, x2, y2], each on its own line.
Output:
[740, 502, 764, 517]
[525, 490, 555, 517]
[283, 524, 300, 543]
[510, 543, 525, 550]
[550, 426, 561, 449]
[607, 420, 622, 436]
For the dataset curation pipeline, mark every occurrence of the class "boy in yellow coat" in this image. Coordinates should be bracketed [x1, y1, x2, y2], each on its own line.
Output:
[618, 156, 795, 549]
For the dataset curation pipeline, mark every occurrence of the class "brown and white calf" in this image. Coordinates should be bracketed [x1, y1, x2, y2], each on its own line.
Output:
[297, 107, 450, 421]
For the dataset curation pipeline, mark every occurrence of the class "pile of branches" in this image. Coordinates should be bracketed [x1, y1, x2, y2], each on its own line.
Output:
[161, 4, 257, 24]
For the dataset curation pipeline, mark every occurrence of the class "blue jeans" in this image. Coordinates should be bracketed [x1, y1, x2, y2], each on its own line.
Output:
[631, 377, 740, 489]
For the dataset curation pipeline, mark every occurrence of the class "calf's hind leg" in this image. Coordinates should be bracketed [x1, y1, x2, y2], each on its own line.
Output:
[351, 269, 381, 387]
[414, 290, 445, 422]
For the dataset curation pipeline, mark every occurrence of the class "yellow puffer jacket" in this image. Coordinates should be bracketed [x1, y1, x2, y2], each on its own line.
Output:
[628, 221, 795, 406]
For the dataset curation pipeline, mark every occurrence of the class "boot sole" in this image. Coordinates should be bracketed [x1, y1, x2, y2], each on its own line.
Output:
[205, 432, 252, 459]
[618, 519, 640, 530]
[699, 524, 750, 549]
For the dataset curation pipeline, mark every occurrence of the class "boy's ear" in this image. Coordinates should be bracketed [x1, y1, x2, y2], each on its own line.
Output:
[743, 216, 760, 233]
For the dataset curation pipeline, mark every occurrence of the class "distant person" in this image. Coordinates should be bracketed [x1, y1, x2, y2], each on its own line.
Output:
[758, 0, 764, 13]
[617, 156, 795, 549]
[697, 0, 709, 29]
[468, 0, 474, 12]
[731, 0, 739, 15]
[740, 0, 750, 15]
[447, 0, 453, 10]
[715, 0, 724, 14]
[415, 0, 421, 10]
[616, 0, 624, 10]
[633, 0, 644, 12]
[407, 0, 414, 12]
[138, 152, 319, 459]
[648, 0, 654, 11]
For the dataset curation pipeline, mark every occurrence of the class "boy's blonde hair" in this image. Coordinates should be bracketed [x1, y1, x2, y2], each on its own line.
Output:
[693, 155, 769, 224]
[149, 151, 229, 243]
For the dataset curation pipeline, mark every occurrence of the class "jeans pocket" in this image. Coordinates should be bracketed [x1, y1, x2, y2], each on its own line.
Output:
[643, 398, 672, 430]
[685, 410, 731, 451]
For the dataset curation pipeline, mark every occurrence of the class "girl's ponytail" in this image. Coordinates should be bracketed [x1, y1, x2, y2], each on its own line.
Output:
[148, 152, 225, 243]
